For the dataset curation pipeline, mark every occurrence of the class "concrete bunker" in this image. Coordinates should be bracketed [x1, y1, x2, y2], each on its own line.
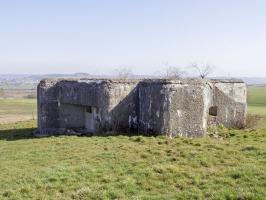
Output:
[37, 78, 247, 137]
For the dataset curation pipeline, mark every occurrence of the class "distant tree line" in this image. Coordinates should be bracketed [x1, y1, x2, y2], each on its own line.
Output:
[114, 62, 215, 79]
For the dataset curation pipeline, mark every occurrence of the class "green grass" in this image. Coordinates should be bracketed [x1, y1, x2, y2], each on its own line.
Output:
[0, 120, 266, 199]
[248, 86, 266, 115]
[0, 98, 36, 123]
[248, 86, 266, 107]
[0, 98, 36, 116]
[248, 105, 266, 116]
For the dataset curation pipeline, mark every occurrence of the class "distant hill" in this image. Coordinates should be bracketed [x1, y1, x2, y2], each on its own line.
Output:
[0, 74, 266, 90]
[0, 73, 93, 90]
[240, 77, 266, 85]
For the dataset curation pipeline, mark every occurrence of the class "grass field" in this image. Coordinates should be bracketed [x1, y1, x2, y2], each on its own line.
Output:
[0, 98, 36, 124]
[248, 85, 266, 115]
[0, 86, 265, 199]
[248, 105, 266, 116]
[0, 120, 266, 199]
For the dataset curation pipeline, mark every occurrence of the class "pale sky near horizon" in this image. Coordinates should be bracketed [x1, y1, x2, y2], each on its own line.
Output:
[1, 0, 266, 77]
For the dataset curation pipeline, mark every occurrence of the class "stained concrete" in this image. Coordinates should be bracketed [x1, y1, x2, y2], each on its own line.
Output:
[37, 78, 247, 137]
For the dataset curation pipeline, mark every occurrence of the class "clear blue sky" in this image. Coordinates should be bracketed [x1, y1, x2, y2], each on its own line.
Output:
[0, 0, 266, 77]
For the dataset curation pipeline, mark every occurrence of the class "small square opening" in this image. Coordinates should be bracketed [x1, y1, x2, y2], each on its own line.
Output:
[86, 106, 92, 113]
[209, 106, 218, 116]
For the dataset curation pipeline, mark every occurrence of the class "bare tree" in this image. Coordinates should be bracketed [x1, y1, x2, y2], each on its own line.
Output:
[114, 67, 134, 79]
[162, 61, 186, 79]
[190, 63, 214, 79]
[165, 66, 185, 79]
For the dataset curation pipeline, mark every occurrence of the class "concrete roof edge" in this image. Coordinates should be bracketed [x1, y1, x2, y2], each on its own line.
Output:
[39, 77, 245, 84]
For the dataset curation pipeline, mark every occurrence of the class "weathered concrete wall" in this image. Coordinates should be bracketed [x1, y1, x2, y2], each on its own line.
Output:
[213, 81, 247, 128]
[38, 79, 60, 134]
[138, 81, 171, 135]
[56, 80, 109, 133]
[107, 81, 139, 133]
[59, 103, 85, 128]
[37, 78, 247, 137]
[138, 79, 214, 137]
[167, 80, 213, 137]
[37, 79, 140, 135]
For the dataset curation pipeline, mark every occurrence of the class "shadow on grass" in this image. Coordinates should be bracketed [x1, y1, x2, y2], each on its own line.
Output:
[0, 127, 158, 141]
[1, 115, 265, 141]
[0, 128, 36, 141]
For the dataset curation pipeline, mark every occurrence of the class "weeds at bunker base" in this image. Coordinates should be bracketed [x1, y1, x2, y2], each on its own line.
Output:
[37, 78, 247, 137]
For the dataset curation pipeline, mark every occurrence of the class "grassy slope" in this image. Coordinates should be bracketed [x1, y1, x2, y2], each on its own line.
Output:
[0, 120, 266, 200]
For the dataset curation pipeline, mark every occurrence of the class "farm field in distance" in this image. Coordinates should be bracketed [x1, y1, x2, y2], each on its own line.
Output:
[248, 85, 266, 116]
[0, 98, 37, 124]
[0, 86, 265, 199]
